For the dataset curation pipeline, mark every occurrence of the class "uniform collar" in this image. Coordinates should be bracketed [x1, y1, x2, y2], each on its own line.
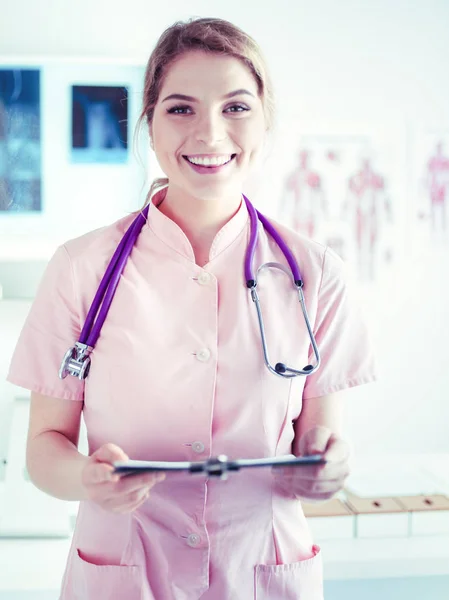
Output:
[145, 187, 249, 264]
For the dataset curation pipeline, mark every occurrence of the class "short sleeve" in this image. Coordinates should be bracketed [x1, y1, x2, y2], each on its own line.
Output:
[302, 247, 377, 399]
[6, 245, 85, 401]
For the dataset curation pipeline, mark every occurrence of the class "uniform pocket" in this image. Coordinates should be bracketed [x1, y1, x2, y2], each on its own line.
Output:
[255, 544, 323, 600]
[71, 548, 144, 600]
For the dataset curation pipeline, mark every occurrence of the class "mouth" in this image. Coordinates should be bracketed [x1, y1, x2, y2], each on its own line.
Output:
[182, 154, 237, 174]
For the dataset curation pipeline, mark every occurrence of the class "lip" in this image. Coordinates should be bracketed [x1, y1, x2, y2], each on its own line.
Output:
[183, 154, 236, 175]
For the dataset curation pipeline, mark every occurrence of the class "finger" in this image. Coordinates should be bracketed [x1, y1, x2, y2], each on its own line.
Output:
[279, 474, 347, 495]
[273, 462, 348, 488]
[294, 461, 350, 481]
[298, 426, 333, 456]
[116, 472, 165, 495]
[115, 469, 166, 482]
[273, 463, 327, 480]
[109, 489, 150, 514]
[123, 485, 151, 503]
[109, 483, 150, 505]
[88, 463, 120, 485]
[294, 480, 346, 498]
[277, 463, 350, 484]
[275, 475, 342, 503]
[301, 478, 347, 495]
[299, 490, 339, 503]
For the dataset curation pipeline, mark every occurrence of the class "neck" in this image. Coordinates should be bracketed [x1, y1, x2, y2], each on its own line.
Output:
[156, 185, 242, 250]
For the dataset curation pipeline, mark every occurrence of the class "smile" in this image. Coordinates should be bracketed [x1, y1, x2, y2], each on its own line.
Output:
[183, 154, 237, 174]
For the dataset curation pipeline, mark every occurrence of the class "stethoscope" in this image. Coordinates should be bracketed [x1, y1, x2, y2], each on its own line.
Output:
[59, 190, 321, 381]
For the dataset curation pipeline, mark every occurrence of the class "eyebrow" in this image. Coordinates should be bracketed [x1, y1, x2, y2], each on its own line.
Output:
[161, 89, 256, 103]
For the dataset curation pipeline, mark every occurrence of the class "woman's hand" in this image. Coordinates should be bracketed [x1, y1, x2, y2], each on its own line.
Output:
[273, 426, 351, 502]
[81, 443, 165, 514]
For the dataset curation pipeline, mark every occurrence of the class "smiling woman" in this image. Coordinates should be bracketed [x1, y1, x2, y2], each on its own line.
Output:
[6, 15, 377, 600]
[131, 18, 275, 259]
[143, 51, 268, 258]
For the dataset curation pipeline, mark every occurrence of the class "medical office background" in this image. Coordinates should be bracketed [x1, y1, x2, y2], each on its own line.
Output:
[0, 0, 449, 599]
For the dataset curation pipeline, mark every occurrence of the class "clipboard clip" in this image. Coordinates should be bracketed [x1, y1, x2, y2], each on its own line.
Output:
[190, 455, 236, 480]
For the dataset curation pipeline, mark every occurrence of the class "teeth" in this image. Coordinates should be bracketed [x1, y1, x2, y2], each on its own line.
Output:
[187, 155, 232, 167]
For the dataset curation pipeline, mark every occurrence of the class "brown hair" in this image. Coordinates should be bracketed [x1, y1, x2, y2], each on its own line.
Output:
[134, 17, 275, 209]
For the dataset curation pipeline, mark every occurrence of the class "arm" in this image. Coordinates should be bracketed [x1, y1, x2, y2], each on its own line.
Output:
[26, 391, 89, 501]
[26, 393, 166, 513]
[282, 247, 375, 500]
[274, 390, 351, 503]
[292, 390, 346, 456]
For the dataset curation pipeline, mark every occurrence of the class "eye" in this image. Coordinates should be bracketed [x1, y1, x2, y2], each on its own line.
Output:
[225, 104, 250, 113]
[166, 103, 251, 115]
[166, 105, 191, 115]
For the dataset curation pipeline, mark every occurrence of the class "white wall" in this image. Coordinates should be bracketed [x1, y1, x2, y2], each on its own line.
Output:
[1, 0, 448, 123]
[1, 0, 449, 457]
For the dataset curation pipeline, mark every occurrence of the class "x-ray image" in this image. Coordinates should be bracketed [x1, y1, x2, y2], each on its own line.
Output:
[0, 69, 42, 212]
[71, 85, 128, 164]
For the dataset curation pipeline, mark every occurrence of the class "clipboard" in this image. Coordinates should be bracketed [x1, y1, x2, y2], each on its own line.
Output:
[113, 453, 326, 479]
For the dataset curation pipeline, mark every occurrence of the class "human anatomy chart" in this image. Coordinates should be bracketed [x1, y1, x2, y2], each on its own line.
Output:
[414, 134, 449, 242]
[342, 157, 393, 281]
[280, 149, 327, 240]
[274, 135, 394, 282]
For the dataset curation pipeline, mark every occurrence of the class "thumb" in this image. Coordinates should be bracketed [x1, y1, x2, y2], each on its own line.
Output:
[324, 435, 352, 464]
[93, 443, 129, 465]
[298, 426, 332, 456]
[88, 444, 129, 484]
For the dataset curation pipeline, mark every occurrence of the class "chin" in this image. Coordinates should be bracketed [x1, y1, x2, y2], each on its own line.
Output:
[186, 182, 241, 199]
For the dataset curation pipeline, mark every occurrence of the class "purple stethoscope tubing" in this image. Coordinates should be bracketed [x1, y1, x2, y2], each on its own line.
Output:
[243, 197, 301, 285]
[58, 193, 320, 380]
[81, 206, 149, 347]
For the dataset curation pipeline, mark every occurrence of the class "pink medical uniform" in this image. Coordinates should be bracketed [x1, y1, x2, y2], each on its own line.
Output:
[7, 188, 376, 599]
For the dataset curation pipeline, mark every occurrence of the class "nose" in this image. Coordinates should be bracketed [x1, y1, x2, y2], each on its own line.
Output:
[194, 111, 226, 146]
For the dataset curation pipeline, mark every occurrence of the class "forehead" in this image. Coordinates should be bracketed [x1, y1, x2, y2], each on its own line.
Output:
[160, 51, 259, 96]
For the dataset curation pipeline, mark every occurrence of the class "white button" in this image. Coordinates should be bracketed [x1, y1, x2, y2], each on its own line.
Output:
[196, 348, 211, 362]
[187, 533, 201, 547]
[197, 272, 212, 285]
[192, 441, 205, 454]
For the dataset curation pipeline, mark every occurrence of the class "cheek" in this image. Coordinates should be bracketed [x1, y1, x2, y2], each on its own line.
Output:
[152, 115, 183, 152]
[153, 130, 184, 173]
[155, 128, 179, 152]
[236, 119, 266, 152]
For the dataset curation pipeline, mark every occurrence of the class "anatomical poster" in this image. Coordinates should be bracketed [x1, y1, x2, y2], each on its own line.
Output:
[411, 129, 449, 246]
[252, 121, 404, 285]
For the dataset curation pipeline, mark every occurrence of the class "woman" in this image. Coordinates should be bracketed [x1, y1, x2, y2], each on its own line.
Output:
[7, 17, 376, 600]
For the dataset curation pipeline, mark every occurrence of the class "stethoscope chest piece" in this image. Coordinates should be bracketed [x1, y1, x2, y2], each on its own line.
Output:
[59, 342, 92, 380]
